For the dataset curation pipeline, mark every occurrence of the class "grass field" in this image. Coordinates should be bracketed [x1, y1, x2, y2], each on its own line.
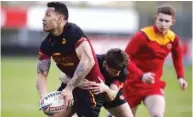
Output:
[2, 56, 192, 117]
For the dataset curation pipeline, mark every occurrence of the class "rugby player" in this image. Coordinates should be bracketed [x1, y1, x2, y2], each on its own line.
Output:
[36, 2, 105, 117]
[59, 48, 155, 117]
[123, 4, 188, 117]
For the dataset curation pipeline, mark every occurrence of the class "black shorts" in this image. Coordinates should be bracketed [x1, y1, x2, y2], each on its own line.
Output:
[58, 83, 105, 117]
[103, 89, 126, 109]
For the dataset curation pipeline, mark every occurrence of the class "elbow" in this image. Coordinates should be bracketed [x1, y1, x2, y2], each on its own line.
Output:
[59, 73, 66, 81]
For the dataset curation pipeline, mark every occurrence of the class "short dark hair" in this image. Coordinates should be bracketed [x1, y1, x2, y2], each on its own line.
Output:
[105, 48, 128, 70]
[47, 2, 68, 20]
[157, 4, 176, 18]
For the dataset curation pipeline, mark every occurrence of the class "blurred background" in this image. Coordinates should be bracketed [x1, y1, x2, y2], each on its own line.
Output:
[1, 1, 192, 117]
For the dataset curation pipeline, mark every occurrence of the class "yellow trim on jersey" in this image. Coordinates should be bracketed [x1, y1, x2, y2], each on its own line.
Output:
[60, 63, 74, 66]
[141, 26, 176, 45]
[89, 91, 96, 107]
[52, 53, 61, 56]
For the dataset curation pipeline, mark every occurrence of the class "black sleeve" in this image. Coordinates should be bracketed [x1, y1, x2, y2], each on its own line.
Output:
[69, 23, 87, 45]
[39, 35, 52, 60]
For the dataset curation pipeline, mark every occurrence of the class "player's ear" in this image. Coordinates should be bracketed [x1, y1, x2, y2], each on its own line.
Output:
[58, 15, 63, 24]
[57, 15, 64, 24]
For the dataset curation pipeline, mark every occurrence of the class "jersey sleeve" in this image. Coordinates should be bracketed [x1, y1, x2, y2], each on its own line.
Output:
[38, 37, 52, 60]
[127, 59, 143, 80]
[71, 25, 88, 48]
[125, 32, 145, 81]
[171, 35, 185, 78]
[125, 31, 146, 57]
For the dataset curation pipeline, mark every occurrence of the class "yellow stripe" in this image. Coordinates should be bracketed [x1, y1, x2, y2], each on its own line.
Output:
[89, 91, 96, 107]
[52, 53, 60, 56]
[60, 63, 74, 66]
[141, 26, 176, 45]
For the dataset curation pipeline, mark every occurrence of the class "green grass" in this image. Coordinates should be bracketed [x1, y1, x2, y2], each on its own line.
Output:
[2, 57, 192, 117]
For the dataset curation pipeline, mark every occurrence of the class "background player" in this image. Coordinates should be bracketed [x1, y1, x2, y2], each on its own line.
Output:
[123, 4, 188, 117]
[59, 48, 155, 117]
[36, 2, 105, 117]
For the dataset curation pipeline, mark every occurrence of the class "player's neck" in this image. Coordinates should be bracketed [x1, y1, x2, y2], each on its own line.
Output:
[161, 30, 168, 35]
[157, 28, 168, 35]
[51, 22, 66, 36]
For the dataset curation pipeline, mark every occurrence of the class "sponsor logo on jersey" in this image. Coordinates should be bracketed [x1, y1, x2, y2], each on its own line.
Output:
[166, 43, 172, 50]
[62, 38, 66, 44]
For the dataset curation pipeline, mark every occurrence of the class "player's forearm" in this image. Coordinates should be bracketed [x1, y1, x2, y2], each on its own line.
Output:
[36, 59, 51, 98]
[67, 59, 95, 90]
[128, 60, 143, 80]
[172, 57, 184, 78]
[36, 74, 48, 98]
[172, 39, 184, 78]
[104, 86, 119, 101]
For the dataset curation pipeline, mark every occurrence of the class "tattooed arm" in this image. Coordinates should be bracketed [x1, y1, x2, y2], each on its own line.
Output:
[61, 40, 95, 109]
[66, 41, 95, 90]
[36, 59, 51, 98]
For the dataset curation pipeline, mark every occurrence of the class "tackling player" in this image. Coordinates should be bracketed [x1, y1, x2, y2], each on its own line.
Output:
[36, 2, 105, 117]
[59, 48, 155, 117]
[123, 4, 188, 117]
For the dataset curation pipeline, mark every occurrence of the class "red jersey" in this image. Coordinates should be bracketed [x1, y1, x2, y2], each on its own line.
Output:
[39, 22, 104, 82]
[124, 25, 184, 89]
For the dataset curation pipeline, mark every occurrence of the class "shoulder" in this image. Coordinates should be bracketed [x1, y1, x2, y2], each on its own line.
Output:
[167, 29, 177, 42]
[171, 33, 180, 45]
[140, 26, 155, 40]
[39, 34, 52, 58]
[130, 30, 147, 43]
[64, 22, 88, 47]
[131, 26, 148, 40]
[40, 34, 51, 48]
[65, 22, 85, 38]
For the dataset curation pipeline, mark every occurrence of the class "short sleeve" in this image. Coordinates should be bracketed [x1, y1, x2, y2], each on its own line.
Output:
[38, 37, 52, 60]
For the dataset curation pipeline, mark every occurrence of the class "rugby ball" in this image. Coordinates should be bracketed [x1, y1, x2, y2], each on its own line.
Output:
[40, 91, 64, 115]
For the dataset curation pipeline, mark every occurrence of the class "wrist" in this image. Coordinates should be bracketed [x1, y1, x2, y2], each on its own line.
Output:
[66, 82, 75, 91]
[178, 77, 184, 80]
[178, 76, 184, 79]
[178, 78, 185, 81]
[40, 92, 48, 98]
[104, 85, 109, 92]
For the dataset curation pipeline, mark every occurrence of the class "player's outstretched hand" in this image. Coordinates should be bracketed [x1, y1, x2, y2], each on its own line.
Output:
[142, 72, 155, 84]
[80, 77, 108, 95]
[178, 78, 188, 91]
[61, 88, 74, 110]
